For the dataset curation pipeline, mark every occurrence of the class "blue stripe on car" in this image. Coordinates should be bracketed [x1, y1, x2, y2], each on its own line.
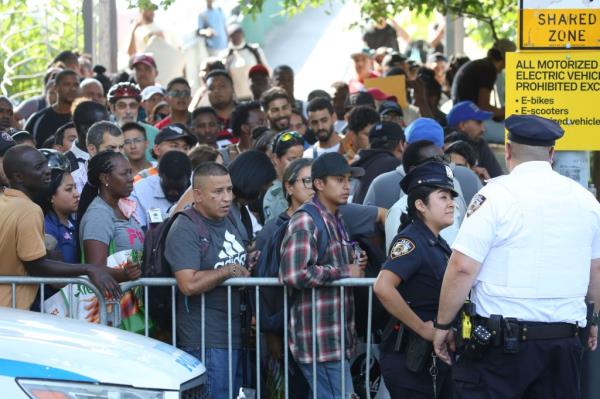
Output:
[0, 358, 96, 382]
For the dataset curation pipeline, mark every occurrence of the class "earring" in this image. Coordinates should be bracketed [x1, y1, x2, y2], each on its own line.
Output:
[105, 183, 109, 188]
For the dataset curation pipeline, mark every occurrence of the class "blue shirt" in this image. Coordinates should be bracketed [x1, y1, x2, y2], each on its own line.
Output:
[131, 174, 174, 228]
[44, 212, 78, 263]
[199, 7, 228, 50]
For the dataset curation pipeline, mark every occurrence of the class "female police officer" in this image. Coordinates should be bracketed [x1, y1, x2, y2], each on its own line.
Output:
[374, 160, 457, 398]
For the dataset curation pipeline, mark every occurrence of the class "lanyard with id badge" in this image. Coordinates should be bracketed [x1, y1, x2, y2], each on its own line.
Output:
[148, 208, 165, 225]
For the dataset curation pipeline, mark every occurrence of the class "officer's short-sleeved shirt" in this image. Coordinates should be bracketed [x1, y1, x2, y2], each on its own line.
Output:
[382, 218, 451, 322]
[452, 161, 600, 325]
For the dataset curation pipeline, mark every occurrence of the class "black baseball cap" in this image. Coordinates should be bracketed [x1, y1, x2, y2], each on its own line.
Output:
[154, 124, 197, 147]
[312, 152, 364, 179]
[369, 122, 404, 141]
[379, 101, 403, 117]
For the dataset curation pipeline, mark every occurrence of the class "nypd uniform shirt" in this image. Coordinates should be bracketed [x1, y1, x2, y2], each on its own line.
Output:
[383, 218, 452, 322]
[452, 161, 600, 325]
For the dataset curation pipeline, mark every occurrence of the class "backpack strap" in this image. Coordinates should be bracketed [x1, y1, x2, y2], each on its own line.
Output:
[181, 207, 209, 236]
[244, 43, 263, 65]
[297, 203, 330, 264]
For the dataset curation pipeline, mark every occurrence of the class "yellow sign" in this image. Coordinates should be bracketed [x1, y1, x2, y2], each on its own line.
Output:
[364, 75, 407, 109]
[520, 0, 600, 49]
[505, 52, 600, 150]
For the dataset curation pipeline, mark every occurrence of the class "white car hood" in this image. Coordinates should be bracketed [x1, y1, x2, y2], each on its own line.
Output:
[0, 308, 204, 390]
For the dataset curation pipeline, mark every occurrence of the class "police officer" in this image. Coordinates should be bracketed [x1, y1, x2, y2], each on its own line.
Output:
[374, 160, 457, 398]
[433, 114, 600, 398]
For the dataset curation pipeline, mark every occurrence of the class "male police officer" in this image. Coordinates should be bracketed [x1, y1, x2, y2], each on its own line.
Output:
[433, 114, 600, 398]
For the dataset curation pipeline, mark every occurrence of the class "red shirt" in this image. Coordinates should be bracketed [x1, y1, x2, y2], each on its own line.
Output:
[348, 71, 379, 93]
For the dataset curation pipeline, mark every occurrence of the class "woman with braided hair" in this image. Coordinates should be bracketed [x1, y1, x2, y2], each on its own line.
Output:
[77, 150, 142, 281]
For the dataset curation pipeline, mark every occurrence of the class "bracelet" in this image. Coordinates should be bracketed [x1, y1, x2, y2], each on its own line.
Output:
[433, 318, 454, 330]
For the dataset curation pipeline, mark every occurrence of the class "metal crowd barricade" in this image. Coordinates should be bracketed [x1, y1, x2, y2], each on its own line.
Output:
[0, 276, 109, 325]
[119, 277, 378, 399]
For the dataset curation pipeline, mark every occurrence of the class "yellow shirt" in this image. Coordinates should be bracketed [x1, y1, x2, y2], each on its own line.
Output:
[0, 188, 46, 309]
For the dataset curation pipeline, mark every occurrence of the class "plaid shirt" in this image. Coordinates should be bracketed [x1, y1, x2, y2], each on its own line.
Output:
[279, 198, 357, 363]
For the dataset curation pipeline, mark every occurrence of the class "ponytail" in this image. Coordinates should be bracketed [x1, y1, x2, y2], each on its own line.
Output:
[399, 212, 413, 231]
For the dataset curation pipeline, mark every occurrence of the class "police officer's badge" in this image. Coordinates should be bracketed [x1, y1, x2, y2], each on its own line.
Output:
[390, 238, 416, 259]
[467, 194, 486, 217]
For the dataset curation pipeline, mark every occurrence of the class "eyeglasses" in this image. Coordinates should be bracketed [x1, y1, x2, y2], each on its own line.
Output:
[168, 90, 191, 98]
[124, 137, 146, 146]
[295, 176, 312, 189]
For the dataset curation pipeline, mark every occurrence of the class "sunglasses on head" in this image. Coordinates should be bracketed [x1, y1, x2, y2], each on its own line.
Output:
[272, 130, 303, 153]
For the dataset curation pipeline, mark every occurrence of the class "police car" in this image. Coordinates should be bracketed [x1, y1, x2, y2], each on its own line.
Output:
[0, 307, 206, 398]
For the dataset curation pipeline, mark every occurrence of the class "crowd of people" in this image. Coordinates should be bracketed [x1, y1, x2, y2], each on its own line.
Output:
[1, 8, 599, 399]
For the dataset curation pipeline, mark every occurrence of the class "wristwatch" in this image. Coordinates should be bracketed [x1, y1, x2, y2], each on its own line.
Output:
[590, 311, 600, 326]
[433, 318, 454, 330]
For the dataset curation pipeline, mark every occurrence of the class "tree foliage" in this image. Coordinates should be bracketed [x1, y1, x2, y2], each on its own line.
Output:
[0, 0, 83, 101]
[131, 0, 516, 45]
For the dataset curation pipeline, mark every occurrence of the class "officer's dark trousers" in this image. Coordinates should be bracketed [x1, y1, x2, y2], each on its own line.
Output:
[380, 350, 453, 399]
[452, 336, 583, 399]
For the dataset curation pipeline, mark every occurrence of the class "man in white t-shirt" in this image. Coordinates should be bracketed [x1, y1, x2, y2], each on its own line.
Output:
[304, 97, 342, 159]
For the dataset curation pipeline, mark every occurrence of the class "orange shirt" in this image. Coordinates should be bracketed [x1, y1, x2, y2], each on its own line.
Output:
[0, 189, 46, 309]
[133, 166, 158, 183]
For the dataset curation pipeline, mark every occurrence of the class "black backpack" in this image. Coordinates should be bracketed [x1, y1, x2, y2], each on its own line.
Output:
[254, 203, 329, 333]
[141, 208, 209, 340]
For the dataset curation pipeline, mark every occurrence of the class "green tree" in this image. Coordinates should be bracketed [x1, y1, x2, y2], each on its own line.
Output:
[131, 0, 516, 46]
[0, 0, 83, 102]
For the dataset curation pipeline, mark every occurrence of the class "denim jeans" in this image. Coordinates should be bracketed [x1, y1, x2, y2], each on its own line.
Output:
[298, 360, 355, 399]
[183, 346, 243, 399]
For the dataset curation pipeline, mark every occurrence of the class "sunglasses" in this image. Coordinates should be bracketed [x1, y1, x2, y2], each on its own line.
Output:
[272, 130, 303, 153]
[168, 90, 191, 98]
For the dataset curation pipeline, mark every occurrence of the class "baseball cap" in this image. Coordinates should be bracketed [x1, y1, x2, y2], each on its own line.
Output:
[505, 114, 564, 147]
[447, 101, 494, 127]
[404, 118, 444, 148]
[154, 124, 197, 147]
[400, 160, 458, 197]
[141, 85, 165, 101]
[130, 53, 157, 69]
[0, 131, 16, 156]
[350, 48, 373, 59]
[379, 101, 403, 117]
[10, 130, 34, 143]
[227, 23, 243, 37]
[491, 39, 517, 59]
[369, 122, 404, 141]
[345, 92, 375, 110]
[312, 152, 364, 179]
[248, 64, 269, 77]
